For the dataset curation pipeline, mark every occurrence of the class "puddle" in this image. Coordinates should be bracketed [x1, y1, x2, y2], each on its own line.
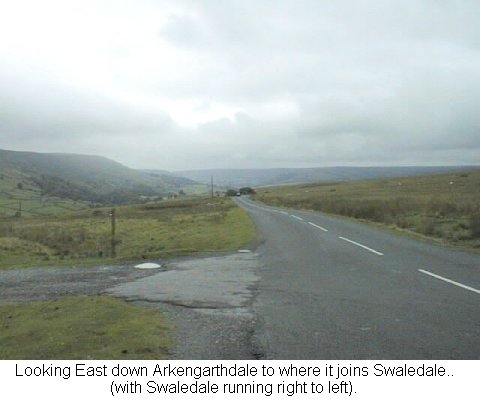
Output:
[134, 262, 162, 269]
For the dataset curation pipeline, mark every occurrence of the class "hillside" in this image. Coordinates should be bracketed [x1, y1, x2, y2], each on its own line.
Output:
[174, 166, 479, 188]
[0, 149, 198, 214]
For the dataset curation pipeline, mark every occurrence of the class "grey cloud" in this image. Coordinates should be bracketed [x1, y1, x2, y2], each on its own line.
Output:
[1, 0, 479, 169]
[0, 64, 173, 146]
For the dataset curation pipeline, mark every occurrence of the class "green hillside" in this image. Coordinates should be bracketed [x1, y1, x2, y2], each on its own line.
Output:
[0, 149, 198, 213]
[0, 168, 88, 217]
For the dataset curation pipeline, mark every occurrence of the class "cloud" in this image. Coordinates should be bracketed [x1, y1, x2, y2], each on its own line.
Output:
[0, 0, 479, 169]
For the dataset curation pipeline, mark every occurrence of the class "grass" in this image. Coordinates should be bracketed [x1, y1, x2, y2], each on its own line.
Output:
[254, 170, 480, 250]
[0, 170, 89, 217]
[0, 196, 257, 360]
[0, 197, 256, 269]
[0, 296, 170, 359]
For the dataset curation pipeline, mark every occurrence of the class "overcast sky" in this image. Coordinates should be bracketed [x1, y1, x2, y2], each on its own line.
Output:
[1, 0, 479, 170]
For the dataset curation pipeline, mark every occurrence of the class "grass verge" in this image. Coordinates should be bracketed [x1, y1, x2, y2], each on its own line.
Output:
[0, 296, 170, 359]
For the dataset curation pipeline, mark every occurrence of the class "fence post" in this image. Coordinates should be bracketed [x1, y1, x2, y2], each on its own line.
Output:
[111, 208, 116, 257]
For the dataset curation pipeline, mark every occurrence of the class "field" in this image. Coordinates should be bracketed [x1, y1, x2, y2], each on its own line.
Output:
[0, 296, 170, 359]
[0, 169, 89, 217]
[0, 197, 256, 269]
[254, 170, 480, 250]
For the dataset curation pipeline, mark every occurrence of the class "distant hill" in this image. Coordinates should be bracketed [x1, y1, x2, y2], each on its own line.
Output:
[0, 149, 197, 206]
[141, 170, 197, 187]
[174, 166, 480, 188]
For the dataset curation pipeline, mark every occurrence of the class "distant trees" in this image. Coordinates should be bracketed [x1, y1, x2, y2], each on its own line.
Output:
[225, 187, 255, 196]
[239, 187, 255, 195]
[225, 189, 238, 197]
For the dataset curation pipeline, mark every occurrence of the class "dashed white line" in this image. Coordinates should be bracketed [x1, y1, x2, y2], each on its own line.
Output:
[291, 215, 304, 221]
[308, 222, 328, 232]
[418, 269, 480, 295]
[338, 236, 384, 256]
[280, 211, 289, 215]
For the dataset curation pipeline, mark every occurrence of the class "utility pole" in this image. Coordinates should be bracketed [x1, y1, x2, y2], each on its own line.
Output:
[110, 208, 116, 258]
[211, 175, 214, 198]
[17, 200, 22, 217]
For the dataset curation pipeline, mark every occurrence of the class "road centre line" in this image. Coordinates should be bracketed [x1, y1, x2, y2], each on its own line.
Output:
[308, 222, 328, 232]
[291, 215, 304, 221]
[418, 269, 480, 295]
[338, 236, 384, 256]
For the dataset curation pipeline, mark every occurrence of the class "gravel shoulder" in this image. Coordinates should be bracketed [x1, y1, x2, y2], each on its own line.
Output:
[0, 264, 161, 303]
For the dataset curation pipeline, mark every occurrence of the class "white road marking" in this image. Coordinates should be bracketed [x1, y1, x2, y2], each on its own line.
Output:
[291, 215, 304, 221]
[338, 236, 384, 256]
[308, 221, 328, 232]
[280, 211, 289, 215]
[418, 269, 480, 295]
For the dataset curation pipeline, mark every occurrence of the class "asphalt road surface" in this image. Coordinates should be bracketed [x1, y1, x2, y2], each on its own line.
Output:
[235, 197, 480, 359]
[6, 197, 477, 360]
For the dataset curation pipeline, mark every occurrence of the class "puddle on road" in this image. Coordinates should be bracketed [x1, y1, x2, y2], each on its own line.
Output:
[134, 262, 162, 269]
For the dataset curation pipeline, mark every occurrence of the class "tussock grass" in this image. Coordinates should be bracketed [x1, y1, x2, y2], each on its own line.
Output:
[0, 296, 170, 359]
[255, 171, 480, 249]
[0, 197, 256, 269]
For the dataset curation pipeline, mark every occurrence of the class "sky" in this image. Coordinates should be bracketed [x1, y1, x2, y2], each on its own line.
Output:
[1, 0, 479, 170]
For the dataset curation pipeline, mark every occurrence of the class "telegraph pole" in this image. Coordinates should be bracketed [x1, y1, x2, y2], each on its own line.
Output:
[18, 200, 22, 217]
[211, 175, 214, 198]
[110, 208, 116, 257]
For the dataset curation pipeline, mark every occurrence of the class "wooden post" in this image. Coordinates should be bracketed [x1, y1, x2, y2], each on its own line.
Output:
[111, 208, 116, 257]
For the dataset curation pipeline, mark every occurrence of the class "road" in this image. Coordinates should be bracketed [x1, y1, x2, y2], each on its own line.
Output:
[235, 196, 480, 359]
[6, 196, 477, 360]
